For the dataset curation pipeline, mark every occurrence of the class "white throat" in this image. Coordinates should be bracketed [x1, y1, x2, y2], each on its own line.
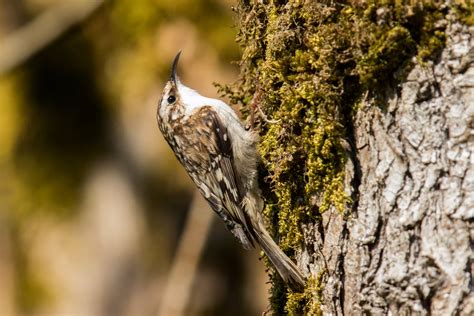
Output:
[178, 82, 236, 119]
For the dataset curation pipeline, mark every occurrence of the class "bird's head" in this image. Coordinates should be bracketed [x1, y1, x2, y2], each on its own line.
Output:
[158, 51, 184, 121]
[157, 51, 224, 126]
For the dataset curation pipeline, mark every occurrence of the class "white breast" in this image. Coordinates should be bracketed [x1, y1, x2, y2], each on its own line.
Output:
[178, 81, 261, 214]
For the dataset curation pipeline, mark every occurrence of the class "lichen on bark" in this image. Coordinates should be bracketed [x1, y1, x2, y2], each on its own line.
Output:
[222, 0, 468, 314]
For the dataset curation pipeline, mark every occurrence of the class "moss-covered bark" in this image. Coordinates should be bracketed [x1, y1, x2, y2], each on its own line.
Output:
[223, 1, 471, 314]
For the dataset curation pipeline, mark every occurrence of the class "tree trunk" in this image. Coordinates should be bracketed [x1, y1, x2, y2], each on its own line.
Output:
[333, 16, 473, 316]
[228, 1, 473, 315]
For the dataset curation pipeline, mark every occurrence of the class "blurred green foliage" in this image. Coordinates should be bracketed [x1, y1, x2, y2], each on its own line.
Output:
[1, 0, 239, 218]
[0, 0, 248, 315]
[110, 0, 240, 60]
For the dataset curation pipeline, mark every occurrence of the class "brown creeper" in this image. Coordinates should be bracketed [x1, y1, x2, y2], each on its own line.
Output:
[156, 52, 305, 291]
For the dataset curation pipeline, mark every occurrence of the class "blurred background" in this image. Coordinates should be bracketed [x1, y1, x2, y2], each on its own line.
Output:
[0, 0, 269, 315]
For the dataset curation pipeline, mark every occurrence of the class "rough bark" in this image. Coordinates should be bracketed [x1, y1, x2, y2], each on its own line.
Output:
[309, 14, 473, 316]
[230, 1, 473, 314]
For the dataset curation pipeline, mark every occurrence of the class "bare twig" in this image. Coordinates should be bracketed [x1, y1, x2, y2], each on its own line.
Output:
[248, 82, 280, 129]
[157, 191, 214, 316]
[0, 0, 104, 76]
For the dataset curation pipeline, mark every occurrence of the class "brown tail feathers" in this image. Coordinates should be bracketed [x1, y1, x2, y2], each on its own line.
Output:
[255, 226, 305, 292]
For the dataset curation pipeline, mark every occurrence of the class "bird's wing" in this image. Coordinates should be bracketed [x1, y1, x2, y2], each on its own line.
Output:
[175, 106, 255, 248]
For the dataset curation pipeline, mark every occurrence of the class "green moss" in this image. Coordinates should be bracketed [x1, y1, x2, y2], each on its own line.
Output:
[454, 0, 474, 25]
[264, 268, 326, 315]
[224, 0, 451, 313]
[357, 26, 416, 88]
[285, 270, 326, 316]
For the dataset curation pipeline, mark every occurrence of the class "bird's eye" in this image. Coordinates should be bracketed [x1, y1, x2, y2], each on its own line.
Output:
[167, 95, 176, 104]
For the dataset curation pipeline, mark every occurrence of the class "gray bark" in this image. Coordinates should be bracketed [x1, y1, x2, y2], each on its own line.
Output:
[302, 14, 474, 316]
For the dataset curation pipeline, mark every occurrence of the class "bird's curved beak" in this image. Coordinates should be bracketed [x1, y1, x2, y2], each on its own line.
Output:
[170, 51, 181, 85]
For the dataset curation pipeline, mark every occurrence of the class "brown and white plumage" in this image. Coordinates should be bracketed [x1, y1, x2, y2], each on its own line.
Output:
[156, 52, 305, 291]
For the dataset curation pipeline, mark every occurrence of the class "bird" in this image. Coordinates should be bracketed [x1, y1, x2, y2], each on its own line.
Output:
[156, 51, 305, 292]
